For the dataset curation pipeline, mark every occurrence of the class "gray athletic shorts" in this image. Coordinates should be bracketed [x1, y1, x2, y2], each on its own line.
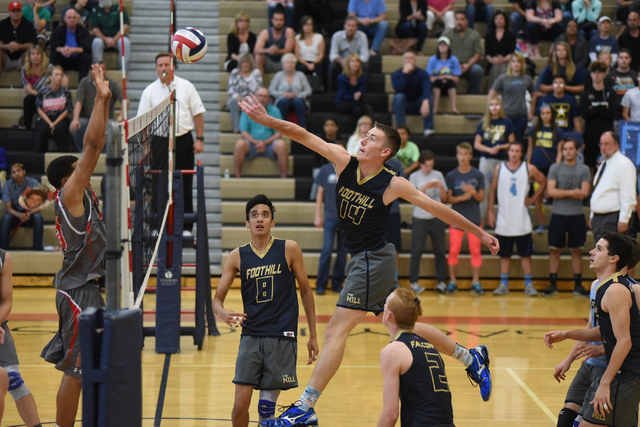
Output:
[0, 322, 20, 367]
[581, 370, 640, 426]
[338, 242, 400, 315]
[40, 281, 105, 379]
[233, 335, 298, 390]
[565, 363, 606, 406]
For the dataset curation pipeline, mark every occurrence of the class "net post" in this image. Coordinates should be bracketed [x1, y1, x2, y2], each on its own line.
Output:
[105, 121, 122, 311]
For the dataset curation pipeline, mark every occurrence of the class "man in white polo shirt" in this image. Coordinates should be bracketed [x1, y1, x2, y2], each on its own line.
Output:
[589, 131, 637, 242]
[137, 52, 206, 233]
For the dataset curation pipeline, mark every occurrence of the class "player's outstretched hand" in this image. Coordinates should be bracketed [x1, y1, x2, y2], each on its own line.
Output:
[239, 94, 270, 126]
[92, 64, 111, 99]
[553, 358, 572, 383]
[307, 336, 319, 365]
[544, 330, 568, 349]
[480, 232, 500, 255]
[221, 309, 247, 329]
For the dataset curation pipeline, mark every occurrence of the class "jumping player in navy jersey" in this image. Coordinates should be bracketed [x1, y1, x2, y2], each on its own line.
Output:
[213, 195, 318, 427]
[239, 94, 500, 426]
[545, 232, 640, 427]
[40, 64, 110, 427]
[378, 287, 454, 427]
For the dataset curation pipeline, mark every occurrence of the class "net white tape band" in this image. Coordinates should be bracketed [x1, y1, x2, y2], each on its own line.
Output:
[127, 94, 172, 136]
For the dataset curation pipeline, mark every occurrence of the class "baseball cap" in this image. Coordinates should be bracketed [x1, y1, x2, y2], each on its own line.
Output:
[437, 36, 450, 46]
[8, 1, 22, 11]
[598, 16, 611, 24]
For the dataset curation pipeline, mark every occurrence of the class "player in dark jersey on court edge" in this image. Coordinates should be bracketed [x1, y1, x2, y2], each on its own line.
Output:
[239, 94, 500, 427]
[40, 64, 110, 427]
[544, 231, 640, 427]
[213, 195, 318, 427]
[378, 287, 455, 427]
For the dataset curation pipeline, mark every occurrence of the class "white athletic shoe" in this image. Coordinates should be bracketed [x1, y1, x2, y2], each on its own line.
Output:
[524, 285, 538, 296]
[492, 283, 509, 295]
[411, 282, 426, 294]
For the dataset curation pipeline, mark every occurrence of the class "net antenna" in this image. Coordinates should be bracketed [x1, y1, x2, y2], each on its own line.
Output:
[119, 93, 175, 309]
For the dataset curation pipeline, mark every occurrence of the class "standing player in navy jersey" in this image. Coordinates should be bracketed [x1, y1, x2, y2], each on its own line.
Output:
[40, 64, 110, 427]
[213, 195, 318, 427]
[239, 94, 500, 427]
[545, 232, 640, 427]
[378, 287, 454, 427]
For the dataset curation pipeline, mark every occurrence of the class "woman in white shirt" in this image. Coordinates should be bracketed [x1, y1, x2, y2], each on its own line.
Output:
[294, 15, 325, 78]
[346, 115, 373, 155]
[227, 52, 263, 133]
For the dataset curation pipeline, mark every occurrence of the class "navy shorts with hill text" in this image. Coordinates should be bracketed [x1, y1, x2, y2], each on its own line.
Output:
[548, 214, 587, 249]
[496, 234, 534, 258]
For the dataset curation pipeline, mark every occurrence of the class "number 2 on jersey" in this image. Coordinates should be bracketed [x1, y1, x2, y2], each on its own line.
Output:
[425, 352, 450, 392]
[339, 199, 365, 225]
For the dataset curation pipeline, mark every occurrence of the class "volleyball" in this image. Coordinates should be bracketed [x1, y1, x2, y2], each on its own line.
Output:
[171, 27, 207, 63]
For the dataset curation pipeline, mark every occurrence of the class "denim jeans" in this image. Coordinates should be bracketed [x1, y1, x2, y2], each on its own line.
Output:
[395, 21, 428, 51]
[316, 218, 347, 291]
[359, 21, 390, 52]
[393, 93, 433, 131]
[510, 11, 526, 34]
[1, 213, 44, 250]
[462, 64, 485, 94]
[71, 117, 113, 153]
[276, 97, 306, 128]
[508, 115, 528, 144]
[466, 2, 493, 28]
[92, 36, 131, 71]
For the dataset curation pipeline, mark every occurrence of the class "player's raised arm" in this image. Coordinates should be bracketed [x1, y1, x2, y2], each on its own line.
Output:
[239, 94, 351, 172]
[62, 64, 111, 214]
[213, 248, 247, 328]
[286, 240, 319, 364]
[388, 176, 499, 254]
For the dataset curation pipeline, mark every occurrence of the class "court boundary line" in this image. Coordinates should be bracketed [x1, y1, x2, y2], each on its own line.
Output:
[506, 368, 558, 425]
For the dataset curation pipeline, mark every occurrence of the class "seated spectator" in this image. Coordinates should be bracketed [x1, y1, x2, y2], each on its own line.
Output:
[466, 0, 493, 30]
[269, 53, 312, 128]
[50, 8, 92, 80]
[294, 15, 325, 81]
[335, 53, 367, 120]
[605, 48, 637, 122]
[474, 96, 515, 220]
[396, 0, 428, 53]
[70, 61, 125, 152]
[35, 66, 72, 152]
[22, 0, 50, 49]
[536, 42, 585, 95]
[91, 0, 130, 71]
[61, 0, 91, 28]
[267, 0, 295, 28]
[328, 17, 369, 92]
[224, 12, 256, 73]
[426, 0, 454, 33]
[255, 7, 296, 75]
[488, 53, 534, 142]
[589, 16, 619, 63]
[234, 87, 288, 178]
[485, 10, 516, 89]
[346, 115, 372, 155]
[581, 61, 613, 171]
[393, 51, 433, 136]
[598, 51, 612, 68]
[442, 12, 483, 94]
[555, 20, 589, 70]
[0, 162, 43, 251]
[622, 73, 640, 120]
[293, 0, 332, 36]
[527, 103, 564, 230]
[394, 125, 420, 175]
[226, 52, 263, 133]
[510, 0, 527, 36]
[618, 12, 640, 70]
[572, 0, 600, 39]
[427, 36, 461, 115]
[525, 0, 565, 58]
[537, 75, 582, 133]
[22, 45, 53, 130]
[348, 0, 389, 56]
[0, 1, 36, 78]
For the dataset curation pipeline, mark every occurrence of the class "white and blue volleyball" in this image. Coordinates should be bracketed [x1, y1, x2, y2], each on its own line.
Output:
[171, 27, 207, 63]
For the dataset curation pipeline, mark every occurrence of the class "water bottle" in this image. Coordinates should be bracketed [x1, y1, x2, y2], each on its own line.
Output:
[224, 168, 230, 179]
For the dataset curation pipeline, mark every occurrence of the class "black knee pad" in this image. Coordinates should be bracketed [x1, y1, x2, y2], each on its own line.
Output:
[557, 407, 579, 427]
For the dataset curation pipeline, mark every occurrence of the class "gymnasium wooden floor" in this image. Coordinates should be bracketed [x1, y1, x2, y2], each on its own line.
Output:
[4, 278, 598, 426]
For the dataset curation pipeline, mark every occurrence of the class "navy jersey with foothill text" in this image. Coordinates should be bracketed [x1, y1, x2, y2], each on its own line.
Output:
[336, 157, 397, 254]
[396, 331, 454, 427]
[239, 237, 298, 340]
[594, 272, 640, 374]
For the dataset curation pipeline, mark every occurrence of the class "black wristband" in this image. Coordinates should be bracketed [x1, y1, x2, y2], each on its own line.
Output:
[196, 136, 204, 142]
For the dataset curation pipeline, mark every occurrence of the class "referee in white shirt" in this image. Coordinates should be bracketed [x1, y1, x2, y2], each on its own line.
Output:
[589, 131, 638, 242]
[137, 53, 206, 232]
